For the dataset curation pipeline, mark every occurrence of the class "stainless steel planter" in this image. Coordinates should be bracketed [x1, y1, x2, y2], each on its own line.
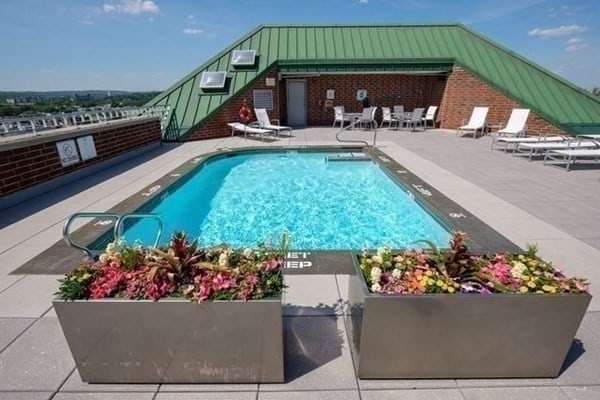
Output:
[53, 298, 284, 383]
[347, 262, 591, 379]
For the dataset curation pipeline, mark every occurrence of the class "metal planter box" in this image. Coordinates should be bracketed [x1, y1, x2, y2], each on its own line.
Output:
[347, 263, 591, 379]
[53, 298, 284, 383]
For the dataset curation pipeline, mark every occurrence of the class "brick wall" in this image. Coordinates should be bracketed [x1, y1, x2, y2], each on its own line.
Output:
[0, 118, 161, 197]
[184, 66, 568, 141]
[440, 67, 568, 136]
[304, 73, 447, 126]
[185, 68, 283, 141]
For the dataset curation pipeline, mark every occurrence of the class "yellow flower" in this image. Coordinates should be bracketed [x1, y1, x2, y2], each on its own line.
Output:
[522, 275, 530, 282]
[425, 270, 433, 277]
[447, 286, 455, 294]
[542, 285, 557, 293]
[519, 286, 529, 293]
[527, 281, 536, 289]
[536, 290, 544, 294]
[441, 284, 448, 290]
[436, 280, 444, 287]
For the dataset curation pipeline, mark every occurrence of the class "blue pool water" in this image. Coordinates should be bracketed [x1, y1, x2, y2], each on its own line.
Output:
[122, 151, 451, 250]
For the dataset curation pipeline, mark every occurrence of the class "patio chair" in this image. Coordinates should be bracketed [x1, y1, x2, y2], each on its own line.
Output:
[491, 134, 566, 152]
[422, 106, 438, 129]
[332, 106, 352, 129]
[381, 107, 400, 129]
[514, 138, 599, 161]
[456, 107, 489, 138]
[254, 108, 292, 137]
[544, 147, 600, 171]
[492, 109, 530, 137]
[357, 107, 377, 130]
[227, 122, 275, 141]
[405, 108, 425, 131]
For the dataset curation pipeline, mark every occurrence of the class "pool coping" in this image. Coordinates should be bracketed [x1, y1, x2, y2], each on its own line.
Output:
[13, 144, 521, 275]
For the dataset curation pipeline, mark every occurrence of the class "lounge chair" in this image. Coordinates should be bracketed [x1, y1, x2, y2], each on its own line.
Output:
[544, 147, 600, 171]
[332, 106, 352, 129]
[254, 108, 292, 137]
[404, 108, 425, 131]
[491, 135, 566, 152]
[422, 106, 438, 129]
[227, 122, 274, 141]
[381, 107, 400, 129]
[456, 107, 489, 138]
[514, 138, 599, 161]
[492, 108, 530, 137]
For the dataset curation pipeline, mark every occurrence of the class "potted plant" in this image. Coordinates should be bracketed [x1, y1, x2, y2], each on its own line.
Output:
[53, 232, 287, 383]
[347, 232, 591, 379]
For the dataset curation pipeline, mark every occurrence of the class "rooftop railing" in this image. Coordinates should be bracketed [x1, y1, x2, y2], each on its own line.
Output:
[0, 105, 170, 137]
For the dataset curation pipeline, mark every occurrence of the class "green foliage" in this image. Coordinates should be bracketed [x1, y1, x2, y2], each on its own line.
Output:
[55, 264, 95, 300]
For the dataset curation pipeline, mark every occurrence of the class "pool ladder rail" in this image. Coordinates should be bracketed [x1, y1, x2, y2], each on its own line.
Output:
[63, 212, 163, 260]
[335, 118, 377, 147]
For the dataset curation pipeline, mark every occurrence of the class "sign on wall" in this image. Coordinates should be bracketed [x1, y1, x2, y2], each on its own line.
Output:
[77, 135, 97, 161]
[56, 140, 80, 167]
[356, 89, 368, 101]
[326, 89, 335, 99]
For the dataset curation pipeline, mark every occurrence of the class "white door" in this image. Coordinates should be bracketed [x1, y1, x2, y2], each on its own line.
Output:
[286, 80, 307, 126]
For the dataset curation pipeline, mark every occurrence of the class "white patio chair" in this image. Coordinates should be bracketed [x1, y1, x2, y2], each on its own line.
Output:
[227, 122, 274, 141]
[491, 135, 566, 152]
[544, 147, 600, 171]
[514, 138, 599, 161]
[405, 108, 425, 131]
[493, 109, 530, 137]
[254, 108, 292, 137]
[456, 107, 489, 138]
[422, 106, 438, 129]
[358, 107, 377, 130]
[332, 106, 352, 129]
[381, 107, 399, 129]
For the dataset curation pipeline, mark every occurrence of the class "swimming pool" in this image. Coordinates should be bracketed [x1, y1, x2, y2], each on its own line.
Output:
[120, 150, 451, 250]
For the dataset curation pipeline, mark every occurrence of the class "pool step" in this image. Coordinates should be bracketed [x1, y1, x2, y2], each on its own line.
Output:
[325, 152, 371, 162]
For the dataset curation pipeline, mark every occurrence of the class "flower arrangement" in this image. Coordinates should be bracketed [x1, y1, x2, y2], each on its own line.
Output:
[359, 231, 589, 295]
[56, 231, 288, 302]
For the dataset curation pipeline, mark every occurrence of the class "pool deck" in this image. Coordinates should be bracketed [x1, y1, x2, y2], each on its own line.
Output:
[1, 127, 599, 399]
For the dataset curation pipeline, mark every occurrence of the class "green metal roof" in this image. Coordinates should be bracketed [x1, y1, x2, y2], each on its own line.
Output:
[149, 24, 600, 139]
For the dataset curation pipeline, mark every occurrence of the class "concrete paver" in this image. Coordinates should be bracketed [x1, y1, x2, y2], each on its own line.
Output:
[0, 128, 598, 399]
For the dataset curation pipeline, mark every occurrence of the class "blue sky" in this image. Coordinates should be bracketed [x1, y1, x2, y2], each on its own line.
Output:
[0, 0, 598, 92]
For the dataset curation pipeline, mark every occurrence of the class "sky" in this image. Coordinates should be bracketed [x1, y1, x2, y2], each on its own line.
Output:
[0, 0, 598, 92]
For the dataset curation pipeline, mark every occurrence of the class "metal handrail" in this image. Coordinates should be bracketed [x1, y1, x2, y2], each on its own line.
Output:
[114, 213, 163, 248]
[63, 212, 163, 260]
[335, 118, 377, 147]
[63, 212, 121, 259]
[1, 105, 169, 137]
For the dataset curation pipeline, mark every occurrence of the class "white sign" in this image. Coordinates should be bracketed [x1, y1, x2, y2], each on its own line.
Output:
[56, 140, 80, 167]
[356, 89, 368, 101]
[77, 135, 97, 161]
[326, 89, 335, 99]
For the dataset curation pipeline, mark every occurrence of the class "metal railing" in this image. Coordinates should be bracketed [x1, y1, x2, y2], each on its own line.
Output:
[335, 118, 378, 147]
[63, 212, 163, 260]
[0, 105, 169, 137]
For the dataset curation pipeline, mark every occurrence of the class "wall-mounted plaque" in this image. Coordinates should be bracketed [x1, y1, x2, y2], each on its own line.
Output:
[77, 135, 97, 161]
[56, 140, 80, 167]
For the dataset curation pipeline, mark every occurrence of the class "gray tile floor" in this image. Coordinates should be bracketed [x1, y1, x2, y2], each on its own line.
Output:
[1, 127, 599, 399]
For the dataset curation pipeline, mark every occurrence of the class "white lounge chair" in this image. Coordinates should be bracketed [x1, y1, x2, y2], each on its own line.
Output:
[544, 147, 600, 171]
[422, 106, 438, 129]
[332, 106, 352, 129]
[456, 107, 489, 138]
[254, 108, 292, 137]
[514, 138, 599, 161]
[404, 108, 425, 131]
[227, 122, 274, 141]
[491, 135, 566, 152]
[381, 107, 399, 129]
[493, 108, 530, 137]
